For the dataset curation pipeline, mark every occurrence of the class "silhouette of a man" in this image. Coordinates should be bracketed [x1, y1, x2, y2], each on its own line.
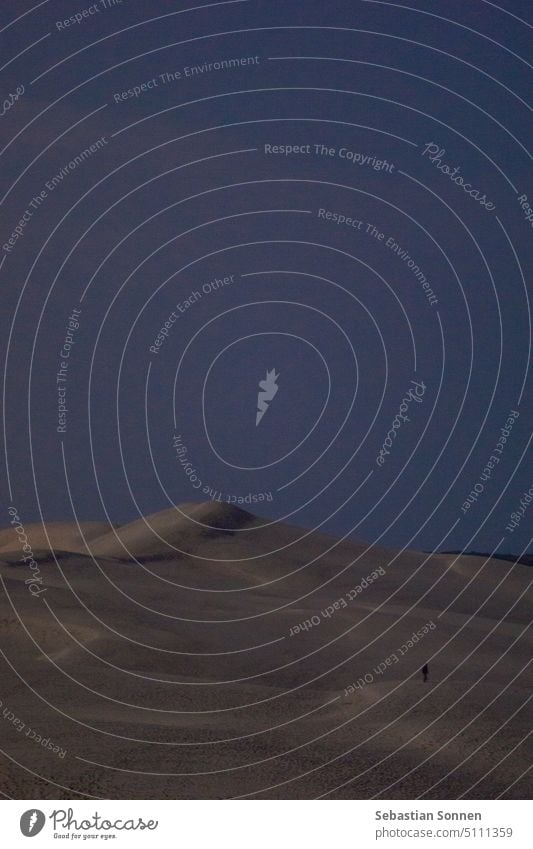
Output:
[422, 663, 429, 683]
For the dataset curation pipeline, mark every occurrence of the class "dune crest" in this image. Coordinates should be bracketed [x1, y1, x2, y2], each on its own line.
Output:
[0, 520, 112, 561]
[90, 501, 258, 559]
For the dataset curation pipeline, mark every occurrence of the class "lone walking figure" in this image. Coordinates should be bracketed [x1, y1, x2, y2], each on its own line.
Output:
[422, 663, 429, 683]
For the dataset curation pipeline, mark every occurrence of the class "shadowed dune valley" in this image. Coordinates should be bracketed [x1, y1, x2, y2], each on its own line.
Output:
[0, 502, 530, 800]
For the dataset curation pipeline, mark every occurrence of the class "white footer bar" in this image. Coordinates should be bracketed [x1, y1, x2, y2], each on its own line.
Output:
[3, 799, 529, 848]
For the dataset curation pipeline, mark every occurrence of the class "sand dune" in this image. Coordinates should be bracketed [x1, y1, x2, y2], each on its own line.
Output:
[89, 502, 258, 559]
[0, 503, 258, 562]
[0, 520, 113, 560]
[0, 502, 530, 799]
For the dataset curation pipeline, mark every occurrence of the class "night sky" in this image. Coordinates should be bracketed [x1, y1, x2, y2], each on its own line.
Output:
[1, 0, 531, 554]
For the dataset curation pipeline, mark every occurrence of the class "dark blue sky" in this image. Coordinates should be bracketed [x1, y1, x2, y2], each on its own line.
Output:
[1, 0, 531, 554]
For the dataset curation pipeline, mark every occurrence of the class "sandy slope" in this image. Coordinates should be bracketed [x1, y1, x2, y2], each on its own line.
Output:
[89, 502, 258, 559]
[0, 503, 530, 799]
